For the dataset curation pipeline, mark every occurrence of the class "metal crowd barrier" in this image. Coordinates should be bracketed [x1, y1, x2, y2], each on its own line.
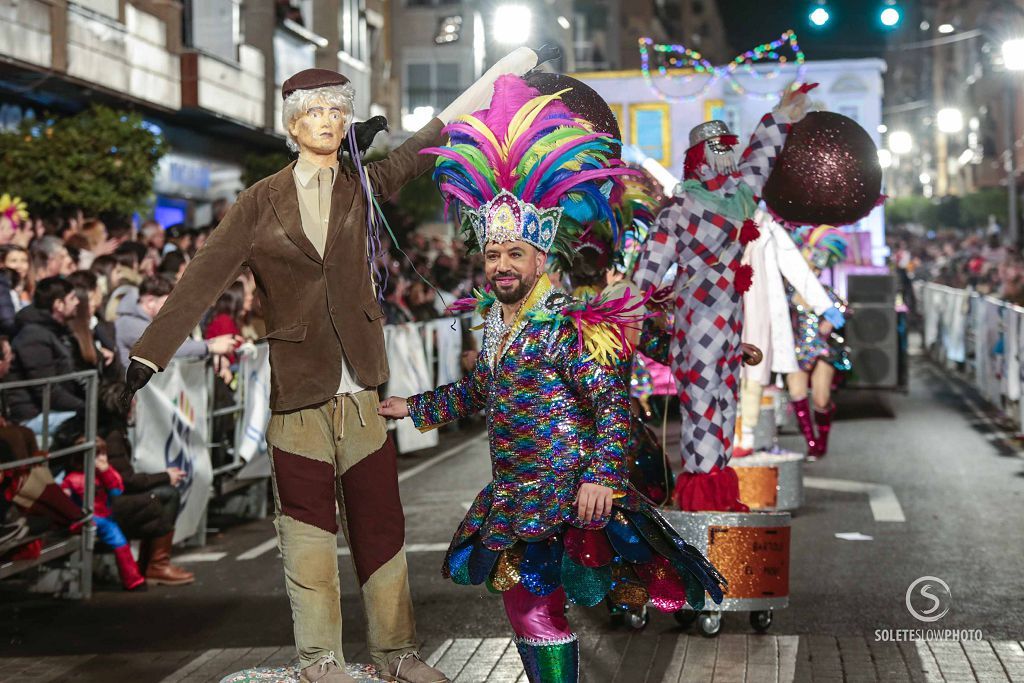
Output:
[919, 281, 1024, 430]
[0, 370, 99, 598]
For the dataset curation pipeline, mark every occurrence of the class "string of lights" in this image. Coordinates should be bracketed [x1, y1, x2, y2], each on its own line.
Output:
[638, 30, 808, 102]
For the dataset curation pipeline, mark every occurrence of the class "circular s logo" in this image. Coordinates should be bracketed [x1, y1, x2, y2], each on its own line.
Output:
[906, 576, 951, 622]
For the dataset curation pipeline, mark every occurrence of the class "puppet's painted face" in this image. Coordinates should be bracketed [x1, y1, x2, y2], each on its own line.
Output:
[289, 97, 349, 156]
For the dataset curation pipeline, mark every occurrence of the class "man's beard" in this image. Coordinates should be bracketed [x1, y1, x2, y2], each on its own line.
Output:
[490, 271, 537, 305]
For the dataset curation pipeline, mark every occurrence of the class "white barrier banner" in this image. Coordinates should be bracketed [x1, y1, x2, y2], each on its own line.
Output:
[433, 318, 463, 387]
[238, 344, 271, 463]
[385, 324, 440, 453]
[134, 359, 212, 543]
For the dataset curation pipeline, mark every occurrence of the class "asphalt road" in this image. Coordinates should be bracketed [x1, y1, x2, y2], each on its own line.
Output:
[1, 356, 1023, 681]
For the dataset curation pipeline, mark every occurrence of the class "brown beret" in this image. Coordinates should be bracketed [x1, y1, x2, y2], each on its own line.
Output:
[281, 68, 350, 100]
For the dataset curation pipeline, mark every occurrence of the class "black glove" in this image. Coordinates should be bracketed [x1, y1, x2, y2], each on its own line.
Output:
[532, 44, 561, 67]
[120, 359, 155, 413]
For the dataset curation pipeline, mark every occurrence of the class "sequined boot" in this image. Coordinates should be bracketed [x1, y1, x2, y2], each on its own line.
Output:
[515, 634, 579, 683]
[791, 397, 820, 459]
[812, 403, 836, 458]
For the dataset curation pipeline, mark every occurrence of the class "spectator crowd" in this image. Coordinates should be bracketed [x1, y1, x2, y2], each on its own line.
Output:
[0, 197, 484, 592]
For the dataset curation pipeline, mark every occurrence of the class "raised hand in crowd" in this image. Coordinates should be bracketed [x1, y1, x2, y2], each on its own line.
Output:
[207, 334, 243, 356]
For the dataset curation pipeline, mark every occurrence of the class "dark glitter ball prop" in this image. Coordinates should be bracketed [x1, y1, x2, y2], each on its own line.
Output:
[525, 72, 621, 159]
[762, 111, 882, 226]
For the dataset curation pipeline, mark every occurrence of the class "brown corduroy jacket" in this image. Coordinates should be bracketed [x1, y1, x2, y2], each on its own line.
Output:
[132, 119, 445, 412]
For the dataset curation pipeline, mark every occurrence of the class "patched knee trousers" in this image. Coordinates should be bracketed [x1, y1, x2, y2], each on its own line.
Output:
[266, 389, 417, 669]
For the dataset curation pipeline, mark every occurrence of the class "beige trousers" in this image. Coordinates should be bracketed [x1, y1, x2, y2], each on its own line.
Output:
[266, 389, 417, 669]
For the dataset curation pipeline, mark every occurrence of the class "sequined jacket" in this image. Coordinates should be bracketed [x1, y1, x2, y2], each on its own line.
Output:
[407, 279, 630, 549]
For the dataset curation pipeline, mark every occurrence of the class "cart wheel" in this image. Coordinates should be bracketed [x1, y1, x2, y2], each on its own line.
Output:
[697, 612, 722, 638]
[626, 605, 649, 630]
[673, 609, 698, 629]
[750, 609, 773, 632]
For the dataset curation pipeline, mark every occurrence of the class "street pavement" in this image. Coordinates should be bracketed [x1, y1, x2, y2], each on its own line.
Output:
[1, 355, 1023, 682]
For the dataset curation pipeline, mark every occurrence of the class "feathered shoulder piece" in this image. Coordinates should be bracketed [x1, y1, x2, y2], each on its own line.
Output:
[422, 75, 633, 257]
[447, 279, 650, 367]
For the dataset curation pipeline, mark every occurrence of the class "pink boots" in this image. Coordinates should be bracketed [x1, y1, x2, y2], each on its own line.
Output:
[791, 398, 836, 460]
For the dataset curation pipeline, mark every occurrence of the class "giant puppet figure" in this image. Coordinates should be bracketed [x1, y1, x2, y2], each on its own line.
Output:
[379, 75, 726, 683]
[121, 47, 557, 683]
[633, 85, 814, 511]
[735, 211, 845, 457]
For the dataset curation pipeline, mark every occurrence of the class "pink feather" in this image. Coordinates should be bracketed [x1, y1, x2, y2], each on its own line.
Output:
[479, 75, 542, 141]
[537, 167, 639, 209]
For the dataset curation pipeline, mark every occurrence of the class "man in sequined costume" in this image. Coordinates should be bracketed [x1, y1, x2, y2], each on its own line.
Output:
[633, 85, 814, 511]
[379, 76, 725, 683]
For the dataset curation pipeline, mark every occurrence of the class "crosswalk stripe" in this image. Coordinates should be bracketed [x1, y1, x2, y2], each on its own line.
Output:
[237, 538, 278, 561]
[174, 552, 229, 563]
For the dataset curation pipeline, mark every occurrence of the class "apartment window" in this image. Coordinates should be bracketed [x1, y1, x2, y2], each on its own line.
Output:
[340, 0, 368, 63]
[188, 0, 242, 62]
[72, 0, 119, 20]
[405, 61, 461, 112]
[629, 103, 671, 166]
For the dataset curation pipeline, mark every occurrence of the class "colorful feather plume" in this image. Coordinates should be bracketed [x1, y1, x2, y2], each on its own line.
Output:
[421, 75, 634, 256]
[793, 225, 848, 268]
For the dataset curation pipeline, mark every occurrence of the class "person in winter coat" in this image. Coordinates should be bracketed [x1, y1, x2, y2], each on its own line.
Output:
[114, 275, 239, 371]
[7, 277, 83, 433]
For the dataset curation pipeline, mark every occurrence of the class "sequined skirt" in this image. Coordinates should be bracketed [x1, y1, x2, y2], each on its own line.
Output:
[443, 486, 726, 613]
[796, 335, 852, 374]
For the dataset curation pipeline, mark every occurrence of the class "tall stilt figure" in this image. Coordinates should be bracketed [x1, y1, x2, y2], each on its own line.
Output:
[633, 85, 815, 511]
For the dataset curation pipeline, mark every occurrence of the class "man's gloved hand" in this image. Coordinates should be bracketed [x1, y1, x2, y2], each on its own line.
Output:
[823, 306, 845, 330]
[532, 44, 561, 67]
[120, 359, 155, 413]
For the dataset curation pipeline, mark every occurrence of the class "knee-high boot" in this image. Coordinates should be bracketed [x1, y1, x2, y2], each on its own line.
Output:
[812, 403, 836, 458]
[791, 397, 819, 458]
[515, 635, 579, 683]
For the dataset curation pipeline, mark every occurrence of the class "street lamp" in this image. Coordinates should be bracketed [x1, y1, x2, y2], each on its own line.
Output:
[494, 4, 532, 45]
[880, 3, 901, 28]
[936, 107, 964, 134]
[878, 149, 894, 169]
[888, 130, 913, 155]
[1003, 39, 1024, 71]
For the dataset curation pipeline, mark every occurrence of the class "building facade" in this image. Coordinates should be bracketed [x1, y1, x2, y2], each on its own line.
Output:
[0, 0, 385, 226]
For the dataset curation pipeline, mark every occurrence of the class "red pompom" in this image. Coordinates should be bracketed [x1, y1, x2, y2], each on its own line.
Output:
[734, 263, 754, 294]
[738, 219, 760, 245]
[673, 466, 749, 512]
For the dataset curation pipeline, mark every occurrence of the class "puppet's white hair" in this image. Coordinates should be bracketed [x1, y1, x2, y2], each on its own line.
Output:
[281, 83, 356, 153]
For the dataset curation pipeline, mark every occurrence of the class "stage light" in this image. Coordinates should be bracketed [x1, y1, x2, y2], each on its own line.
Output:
[1002, 38, 1024, 71]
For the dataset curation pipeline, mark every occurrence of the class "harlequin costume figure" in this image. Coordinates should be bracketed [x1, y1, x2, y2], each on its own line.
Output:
[786, 225, 851, 460]
[121, 47, 555, 683]
[565, 174, 674, 505]
[378, 76, 726, 683]
[633, 85, 814, 511]
[734, 211, 845, 457]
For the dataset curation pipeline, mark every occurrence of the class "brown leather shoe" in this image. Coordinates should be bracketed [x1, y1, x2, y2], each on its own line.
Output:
[383, 653, 449, 683]
[144, 532, 195, 585]
[299, 654, 356, 683]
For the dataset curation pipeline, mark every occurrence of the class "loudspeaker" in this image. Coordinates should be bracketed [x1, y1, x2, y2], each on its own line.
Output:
[844, 274, 899, 388]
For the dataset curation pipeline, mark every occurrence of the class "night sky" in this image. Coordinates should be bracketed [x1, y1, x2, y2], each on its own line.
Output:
[719, 0, 899, 60]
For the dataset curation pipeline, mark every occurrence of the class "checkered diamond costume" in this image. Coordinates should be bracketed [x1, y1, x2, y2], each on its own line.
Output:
[634, 106, 799, 503]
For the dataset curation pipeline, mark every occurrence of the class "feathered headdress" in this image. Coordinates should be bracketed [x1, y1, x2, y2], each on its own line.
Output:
[0, 194, 29, 229]
[793, 225, 848, 269]
[422, 75, 633, 256]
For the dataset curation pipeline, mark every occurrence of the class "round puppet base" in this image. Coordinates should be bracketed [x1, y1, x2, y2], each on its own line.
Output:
[732, 451, 805, 511]
[219, 664, 384, 683]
